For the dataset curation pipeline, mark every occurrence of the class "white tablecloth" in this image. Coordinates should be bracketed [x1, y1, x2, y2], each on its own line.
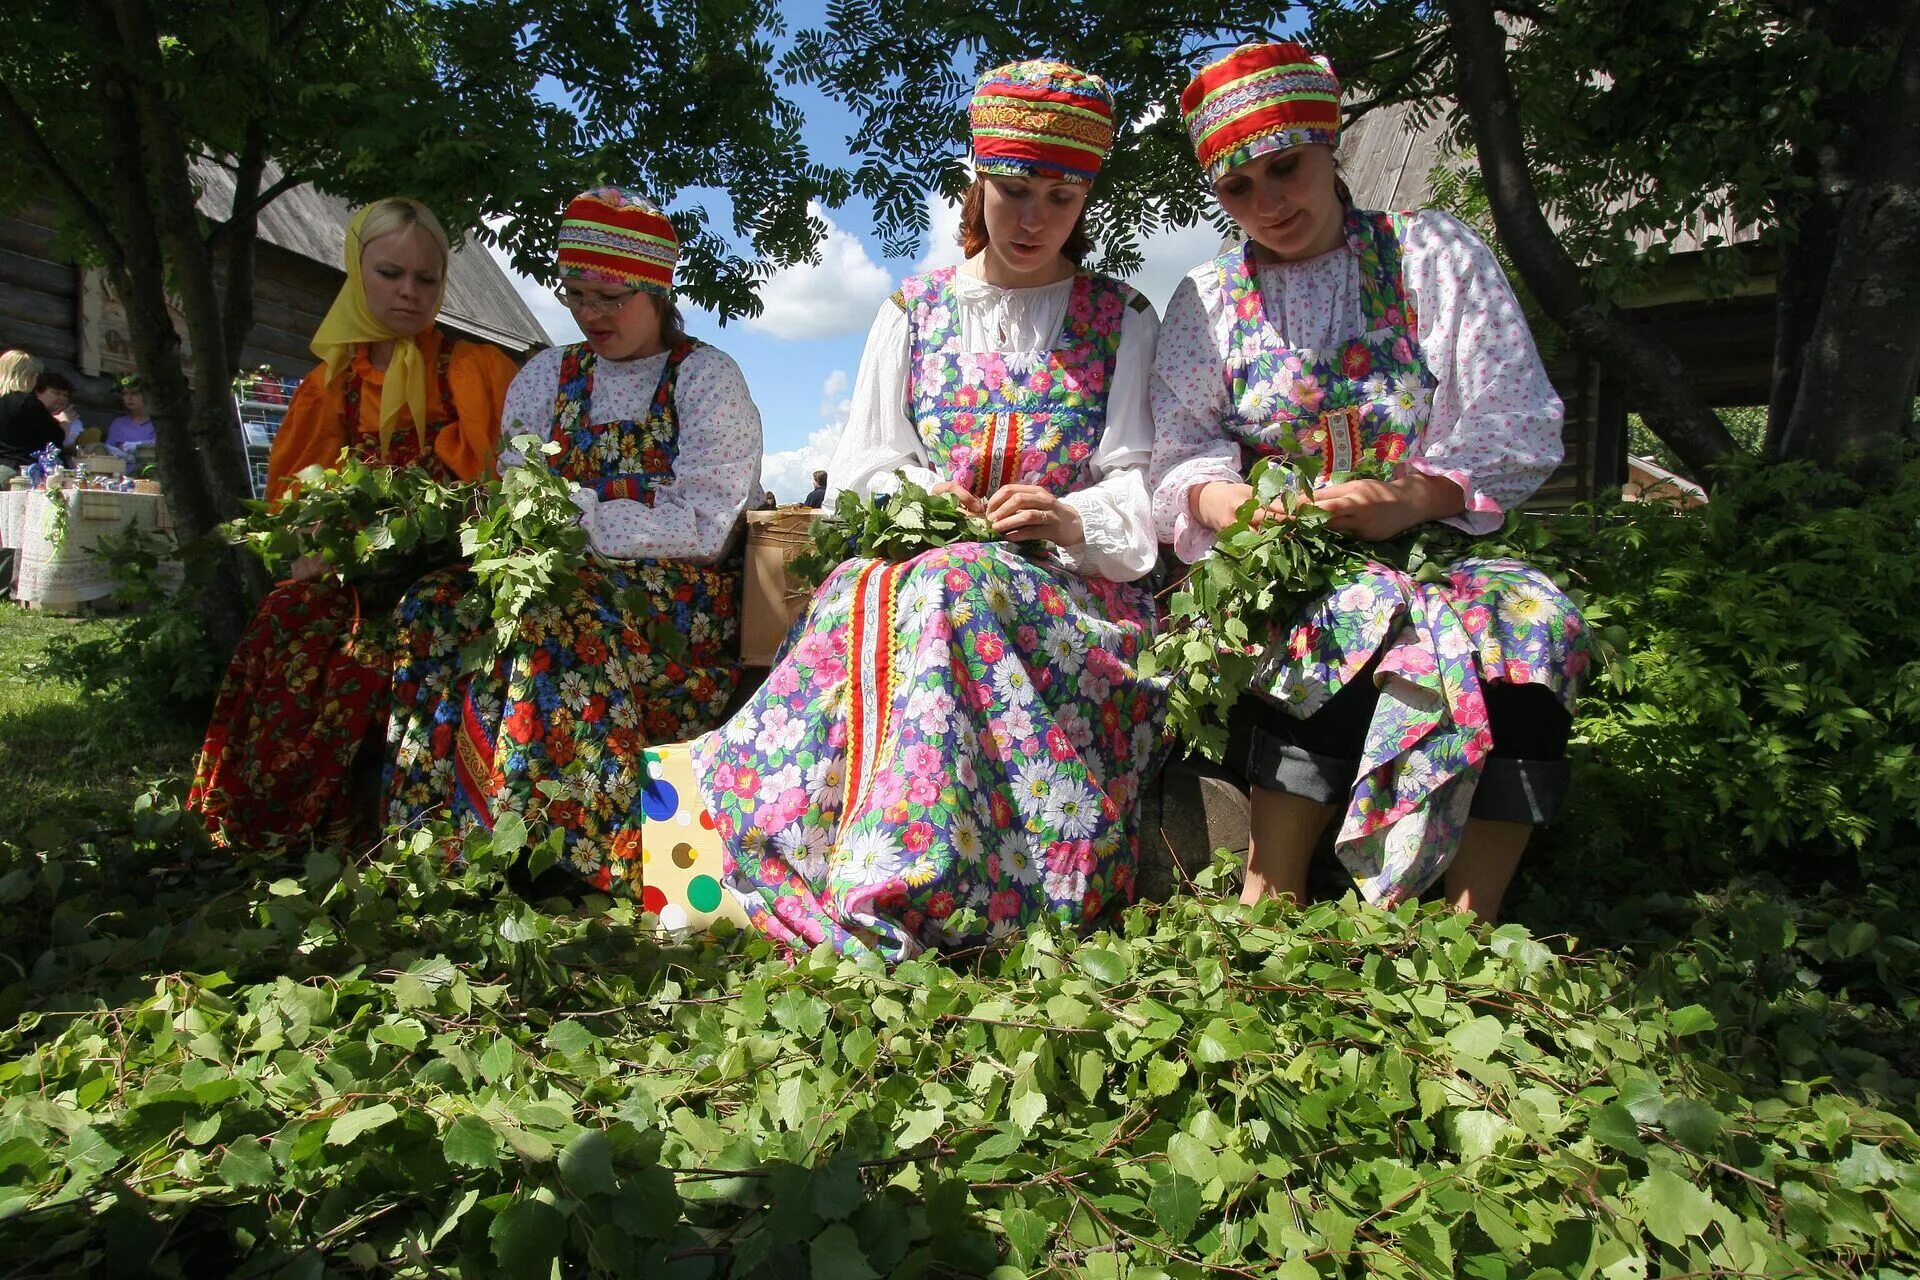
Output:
[0, 488, 175, 610]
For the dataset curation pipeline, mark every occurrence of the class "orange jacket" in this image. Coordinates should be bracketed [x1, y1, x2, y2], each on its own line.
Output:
[264, 329, 520, 499]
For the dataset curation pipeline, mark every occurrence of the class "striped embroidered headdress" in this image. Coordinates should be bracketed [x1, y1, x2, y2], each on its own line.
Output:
[555, 186, 678, 295]
[969, 60, 1115, 185]
[1181, 43, 1341, 185]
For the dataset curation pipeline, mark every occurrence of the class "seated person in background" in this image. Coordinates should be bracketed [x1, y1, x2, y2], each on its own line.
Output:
[386, 186, 761, 896]
[0, 350, 40, 397]
[189, 196, 519, 849]
[759, 489, 779, 510]
[804, 468, 828, 508]
[0, 371, 72, 475]
[105, 376, 156, 456]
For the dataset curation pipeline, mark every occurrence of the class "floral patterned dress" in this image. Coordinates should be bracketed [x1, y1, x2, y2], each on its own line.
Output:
[1179, 208, 1588, 901]
[190, 345, 472, 848]
[694, 269, 1170, 960]
[385, 341, 739, 891]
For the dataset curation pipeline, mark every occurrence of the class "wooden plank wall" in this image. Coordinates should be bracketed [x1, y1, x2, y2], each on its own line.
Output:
[0, 211, 119, 430]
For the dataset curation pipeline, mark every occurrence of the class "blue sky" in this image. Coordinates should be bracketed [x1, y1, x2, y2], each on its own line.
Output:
[485, 1, 1227, 501]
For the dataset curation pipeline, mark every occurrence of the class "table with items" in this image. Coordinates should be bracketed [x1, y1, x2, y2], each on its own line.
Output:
[1, 445, 174, 610]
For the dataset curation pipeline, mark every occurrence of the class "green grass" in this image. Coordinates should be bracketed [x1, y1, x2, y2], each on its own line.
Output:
[0, 603, 199, 838]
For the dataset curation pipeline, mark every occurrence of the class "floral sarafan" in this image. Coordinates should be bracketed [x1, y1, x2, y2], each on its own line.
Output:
[694, 268, 1170, 960]
[1206, 208, 1589, 901]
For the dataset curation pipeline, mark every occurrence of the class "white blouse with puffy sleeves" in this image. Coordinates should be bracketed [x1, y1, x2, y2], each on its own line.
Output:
[500, 342, 763, 566]
[829, 266, 1161, 584]
[1149, 208, 1564, 563]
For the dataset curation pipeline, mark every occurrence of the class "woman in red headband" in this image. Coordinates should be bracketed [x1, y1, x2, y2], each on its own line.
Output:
[386, 188, 763, 894]
[189, 197, 518, 849]
[693, 60, 1170, 960]
[1151, 43, 1588, 922]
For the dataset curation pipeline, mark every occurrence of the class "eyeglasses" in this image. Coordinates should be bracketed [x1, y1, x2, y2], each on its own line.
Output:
[554, 286, 643, 315]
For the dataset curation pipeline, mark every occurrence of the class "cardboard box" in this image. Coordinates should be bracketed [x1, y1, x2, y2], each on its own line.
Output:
[740, 506, 819, 668]
[635, 742, 751, 932]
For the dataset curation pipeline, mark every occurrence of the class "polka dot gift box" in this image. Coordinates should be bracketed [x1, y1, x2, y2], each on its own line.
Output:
[635, 743, 750, 931]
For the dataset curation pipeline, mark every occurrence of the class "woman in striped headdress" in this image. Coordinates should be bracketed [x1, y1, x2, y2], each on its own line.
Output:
[694, 60, 1171, 960]
[1150, 43, 1587, 922]
[385, 187, 763, 891]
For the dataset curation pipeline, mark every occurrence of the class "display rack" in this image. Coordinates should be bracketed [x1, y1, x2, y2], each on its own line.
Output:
[232, 371, 302, 498]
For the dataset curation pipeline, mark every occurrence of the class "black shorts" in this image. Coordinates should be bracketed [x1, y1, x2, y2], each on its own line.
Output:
[1235, 653, 1574, 826]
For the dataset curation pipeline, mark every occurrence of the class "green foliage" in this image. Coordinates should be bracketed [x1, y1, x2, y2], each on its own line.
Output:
[2, 812, 1917, 1277]
[454, 435, 599, 672]
[788, 475, 1000, 590]
[220, 437, 608, 675]
[1556, 456, 1920, 865]
[0, 608, 200, 838]
[29, 527, 222, 719]
[1145, 455, 1611, 761]
[221, 453, 477, 585]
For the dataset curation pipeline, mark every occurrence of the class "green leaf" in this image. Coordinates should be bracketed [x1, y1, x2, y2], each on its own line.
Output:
[810, 1222, 879, 1279]
[810, 1154, 864, 1222]
[217, 1137, 274, 1187]
[1149, 1173, 1203, 1241]
[1588, 1103, 1647, 1157]
[1667, 1004, 1718, 1036]
[1633, 1168, 1715, 1247]
[1659, 1097, 1724, 1152]
[489, 1196, 566, 1274]
[1009, 1087, 1048, 1137]
[1001, 1205, 1052, 1267]
[491, 812, 529, 858]
[559, 1128, 616, 1198]
[443, 1115, 501, 1170]
[1075, 948, 1128, 984]
[1167, 1132, 1218, 1184]
[325, 1102, 399, 1147]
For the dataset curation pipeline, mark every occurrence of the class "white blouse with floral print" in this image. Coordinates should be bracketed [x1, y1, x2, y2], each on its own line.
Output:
[500, 343, 763, 566]
[1149, 208, 1564, 563]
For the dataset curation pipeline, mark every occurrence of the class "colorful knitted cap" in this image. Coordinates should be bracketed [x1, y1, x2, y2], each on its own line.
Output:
[556, 187, 678, 295]
[1181, 43, 1340, 185]
[969, 60, 1115, 185]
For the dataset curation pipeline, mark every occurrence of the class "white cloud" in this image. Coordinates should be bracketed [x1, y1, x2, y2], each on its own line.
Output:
[1125, 219, 1233, 313]
[479, 218, 577, 347]
[917, 193, 966, 271]
[744, 204, 893, 340]
[760, 368, 852, 502]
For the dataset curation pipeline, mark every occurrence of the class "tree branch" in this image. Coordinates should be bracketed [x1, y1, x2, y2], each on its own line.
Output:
[1441, 0, 1742, 479]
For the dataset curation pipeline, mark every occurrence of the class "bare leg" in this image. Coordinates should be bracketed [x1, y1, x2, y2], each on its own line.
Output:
[1444, 818, 1532, 923]
[1243, 787, 1336, 907]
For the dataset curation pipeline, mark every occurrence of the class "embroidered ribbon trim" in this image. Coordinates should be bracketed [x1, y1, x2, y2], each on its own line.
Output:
[840, 559, 905, 829]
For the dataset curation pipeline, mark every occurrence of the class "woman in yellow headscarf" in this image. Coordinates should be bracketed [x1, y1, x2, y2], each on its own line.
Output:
[189, 197, 519, 849]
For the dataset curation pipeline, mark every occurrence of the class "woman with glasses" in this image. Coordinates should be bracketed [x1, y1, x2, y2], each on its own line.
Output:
[386, 187, 761, 895]
[1150, 43, 1585, 922]
[694, 62, 1169, 959]
[190, 197, 518, 849]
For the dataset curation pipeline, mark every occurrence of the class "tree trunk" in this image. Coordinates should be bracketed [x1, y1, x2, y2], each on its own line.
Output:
[1441, 0, 1744, 482]
[84, 0, 258, 652]
[1777, 7, 1920, 476]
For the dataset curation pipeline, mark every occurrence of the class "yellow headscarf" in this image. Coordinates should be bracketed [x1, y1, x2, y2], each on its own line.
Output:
[309, 202, 444, 455]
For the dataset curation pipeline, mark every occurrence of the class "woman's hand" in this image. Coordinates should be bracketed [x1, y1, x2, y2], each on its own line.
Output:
[985, 483, 1083, 547]
[289, 553, 331, 583]
[1309, 473, 1464, 541]
[1187, 481, 1257, 532]
[929, 480, 986, 517]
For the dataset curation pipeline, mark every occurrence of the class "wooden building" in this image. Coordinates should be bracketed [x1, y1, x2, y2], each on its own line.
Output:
[0, 164, 549, 430]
